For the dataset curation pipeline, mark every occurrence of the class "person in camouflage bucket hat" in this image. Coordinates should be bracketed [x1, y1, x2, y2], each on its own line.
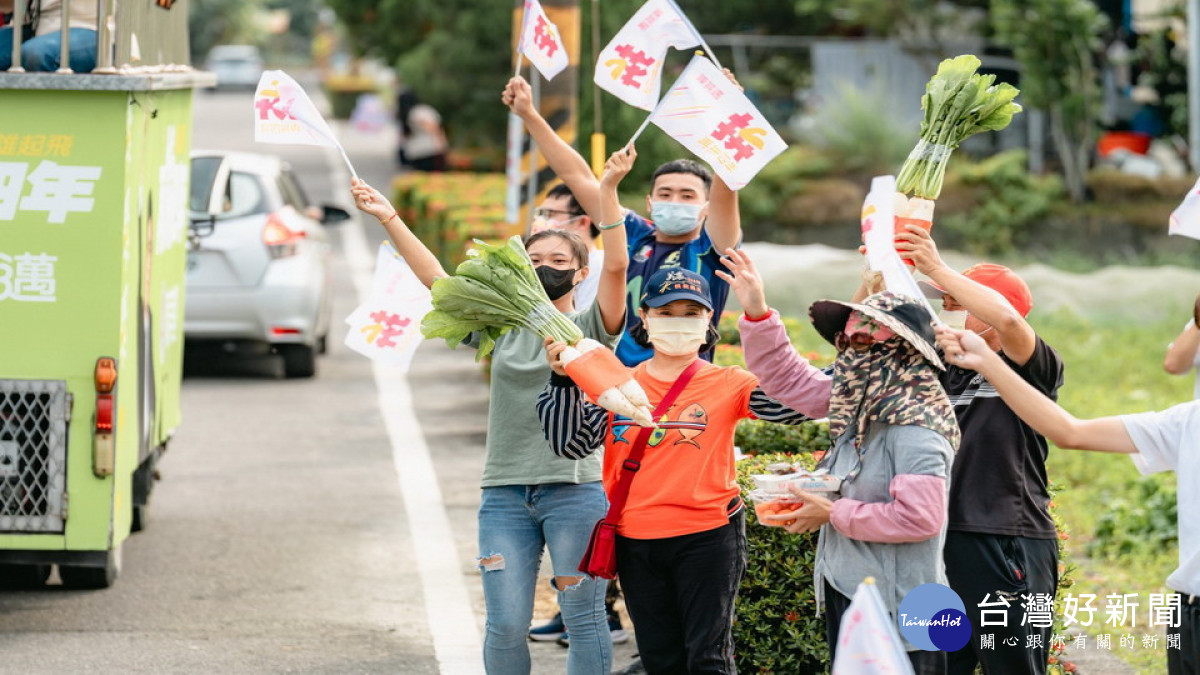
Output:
[726, 269, 960, 671]
[801, 290, 958, 671]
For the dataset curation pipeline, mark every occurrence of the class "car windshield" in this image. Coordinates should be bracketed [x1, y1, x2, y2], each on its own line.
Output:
[189, 156, 222, 214]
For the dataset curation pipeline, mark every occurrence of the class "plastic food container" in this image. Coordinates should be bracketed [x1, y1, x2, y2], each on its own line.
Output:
[747, 490, 802, 527]
[751, 471, 842, 495]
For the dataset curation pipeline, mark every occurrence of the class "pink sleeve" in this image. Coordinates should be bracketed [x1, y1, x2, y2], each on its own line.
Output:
[739, 309, 832, 418]
[828, 474, 946, 543]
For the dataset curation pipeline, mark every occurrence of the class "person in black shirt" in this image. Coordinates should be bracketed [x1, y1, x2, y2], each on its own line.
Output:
[899, 225, 1064, 675]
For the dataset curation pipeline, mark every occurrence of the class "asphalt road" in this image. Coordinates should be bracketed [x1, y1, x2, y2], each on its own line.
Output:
[0, 76, 641, 675]
[0, 80, 459, 674]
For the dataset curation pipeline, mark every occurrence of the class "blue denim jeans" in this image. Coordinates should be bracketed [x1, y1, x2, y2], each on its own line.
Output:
[0, 28, 97, 73]
[477, 482, 611, 675]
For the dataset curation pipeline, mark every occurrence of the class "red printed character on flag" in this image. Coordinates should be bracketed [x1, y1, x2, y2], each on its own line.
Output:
[594, 0, 700, 110]
[647, 55, 787, 190]
[518, 0, 568, 81]
[254, 70, 343, 150]
[343, 242, 433, 370]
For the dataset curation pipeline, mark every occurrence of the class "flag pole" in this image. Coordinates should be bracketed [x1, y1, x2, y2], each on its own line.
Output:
[513, 51, 524, 79]
[337, 143, 359, 181]
[626, 113, 653, 147]
[665, 0, 724, 71]
[694, 34, 724, 72]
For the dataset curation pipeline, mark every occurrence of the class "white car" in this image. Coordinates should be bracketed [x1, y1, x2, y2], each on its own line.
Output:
[185, 151, 349, 377]
[204, 45, 264, 91]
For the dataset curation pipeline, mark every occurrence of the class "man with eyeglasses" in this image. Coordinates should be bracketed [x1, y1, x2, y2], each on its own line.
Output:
[898, 225, 1065, 675]
[503, 75, 743, 367]
[530, 183, 605, 309]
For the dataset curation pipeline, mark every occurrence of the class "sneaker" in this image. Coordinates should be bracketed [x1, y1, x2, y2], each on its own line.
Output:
[555, 614, 629, 647]
[528, 612, 566, 642]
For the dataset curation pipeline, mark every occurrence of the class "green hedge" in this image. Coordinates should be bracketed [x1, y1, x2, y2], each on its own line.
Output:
[733, 423, 831, 674]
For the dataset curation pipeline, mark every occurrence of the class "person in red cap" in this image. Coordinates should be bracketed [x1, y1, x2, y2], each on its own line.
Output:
[898, 225, 1064, 675]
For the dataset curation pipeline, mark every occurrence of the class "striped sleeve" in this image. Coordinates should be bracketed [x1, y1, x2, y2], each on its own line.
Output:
[748, 387, 813, 426]
[536, 375, 611, 460]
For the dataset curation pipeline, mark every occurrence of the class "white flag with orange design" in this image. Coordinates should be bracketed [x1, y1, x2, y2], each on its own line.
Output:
[518, 0, 569, 81]
[344, 242, 432, 369]
[253, 70, 340, 147]
[648, 55, 786, 190]
[594, 0, 699, 110]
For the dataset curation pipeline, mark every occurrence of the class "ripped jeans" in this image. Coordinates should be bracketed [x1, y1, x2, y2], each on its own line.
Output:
[477, 482, 611, 675]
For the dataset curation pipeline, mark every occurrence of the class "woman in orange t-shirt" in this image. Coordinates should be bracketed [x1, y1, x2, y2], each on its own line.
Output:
[537, 267, 826, 674]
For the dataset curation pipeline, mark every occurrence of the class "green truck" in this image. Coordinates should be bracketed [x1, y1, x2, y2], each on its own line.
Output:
[0, 1, 210, 588]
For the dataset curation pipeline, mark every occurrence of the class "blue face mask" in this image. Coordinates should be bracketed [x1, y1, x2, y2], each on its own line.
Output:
[650, 201, 704, 236]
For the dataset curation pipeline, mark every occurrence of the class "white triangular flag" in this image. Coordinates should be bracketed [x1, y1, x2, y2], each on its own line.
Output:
[254, 70, 340, 147]
[344, 242, 432, 370]
[518, 0, 569, 81]
[254, 70, 357, 178]
[1169, 175, 1200, 240]
[647, 55, 786, 190]
[832, 580, 916, 675]
[594, 0, 700, 111]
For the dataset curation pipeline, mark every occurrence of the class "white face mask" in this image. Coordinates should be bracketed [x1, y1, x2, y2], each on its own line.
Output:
[938, 309, 968, 330]
[644, 316, 709, 356]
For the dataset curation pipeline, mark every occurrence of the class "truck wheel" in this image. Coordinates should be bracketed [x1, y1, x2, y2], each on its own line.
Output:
[279, 344, 316, 378]
[0, 563, 51, 589]
[60, 547, 121, 589]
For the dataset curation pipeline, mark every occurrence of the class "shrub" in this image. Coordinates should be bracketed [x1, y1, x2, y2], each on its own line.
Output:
[390, 172, 512, 269]
[738, 144, 839, 223]
[734, 443, 830, 674]
[803, 81, 911, 179]
[939, 149, 1063, 255]
[1087, 477, 1178, 559]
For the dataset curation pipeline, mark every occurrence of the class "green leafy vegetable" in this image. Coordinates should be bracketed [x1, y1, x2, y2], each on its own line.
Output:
[420, 236, 584, 360]
[896, 54, 1023, 200]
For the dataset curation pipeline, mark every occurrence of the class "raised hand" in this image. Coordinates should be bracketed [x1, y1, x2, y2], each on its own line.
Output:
[350, 178, 396, 224]
[501, 77, 535, 118]
[935, 325, 991, 371]
[715, 248, 769, 319]
[894, 222, 946, 276]
[600, 145, 637, 189]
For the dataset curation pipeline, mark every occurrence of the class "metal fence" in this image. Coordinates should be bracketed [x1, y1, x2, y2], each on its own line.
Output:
[5, 0, 192, 74]
[0, 379, 68, 534]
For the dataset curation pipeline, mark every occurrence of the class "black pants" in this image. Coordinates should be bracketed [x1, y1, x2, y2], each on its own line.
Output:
[615, 512, 747, 675]
[824, 581, 947, 674]
[944, 531, 1059, 675]
[1169, 593, 1200, 675]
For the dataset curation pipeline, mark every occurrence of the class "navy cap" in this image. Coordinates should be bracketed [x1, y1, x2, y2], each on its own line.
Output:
[640, 268, 713, 310]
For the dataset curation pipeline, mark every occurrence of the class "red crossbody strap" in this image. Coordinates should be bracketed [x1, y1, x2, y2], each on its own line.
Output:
[603, 359, 703, 522]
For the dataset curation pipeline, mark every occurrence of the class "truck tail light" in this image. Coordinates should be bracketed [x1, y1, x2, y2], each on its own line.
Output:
[263, 212, 304, 259]
[94, 357, 117, 477]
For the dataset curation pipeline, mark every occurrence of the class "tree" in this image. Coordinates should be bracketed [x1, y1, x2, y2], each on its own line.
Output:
[992, 0, 1108, 203]
[188, 0, 262, 62]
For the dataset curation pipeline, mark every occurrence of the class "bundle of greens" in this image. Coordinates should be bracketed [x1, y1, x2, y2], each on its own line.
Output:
[895, 54, 1022, 201]
[420, 236, 656, 427]
[421, 236, 583, 359]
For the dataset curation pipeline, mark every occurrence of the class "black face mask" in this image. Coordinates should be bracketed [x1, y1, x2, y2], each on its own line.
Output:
[536, 265, 578, 301]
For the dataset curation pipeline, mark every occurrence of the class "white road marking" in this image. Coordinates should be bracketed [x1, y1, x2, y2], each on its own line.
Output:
[328, 146, 485, 674]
